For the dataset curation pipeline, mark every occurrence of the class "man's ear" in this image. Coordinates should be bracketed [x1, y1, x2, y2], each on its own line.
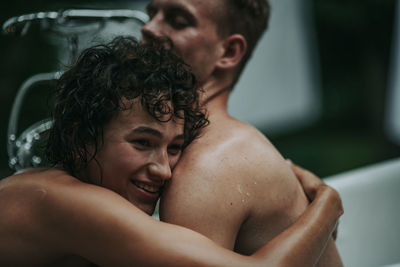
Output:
[216, 34, 247, 70]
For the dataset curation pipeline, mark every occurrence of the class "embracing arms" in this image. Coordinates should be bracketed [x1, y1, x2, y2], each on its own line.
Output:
[251, 163, 343, 266]
[39, 168, 342, 266]
[0, 168, 342, 267]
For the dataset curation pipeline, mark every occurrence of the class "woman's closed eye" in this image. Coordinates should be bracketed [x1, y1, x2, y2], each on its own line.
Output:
[132, 139, 152, 149]
[168, 144, 183, 155]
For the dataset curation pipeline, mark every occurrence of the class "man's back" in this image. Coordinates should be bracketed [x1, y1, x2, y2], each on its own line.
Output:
[160, 111, 343, 265]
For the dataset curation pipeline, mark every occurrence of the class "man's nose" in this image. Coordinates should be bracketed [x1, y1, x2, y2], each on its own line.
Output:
[147, 150, 172, 181]
[141, 14, 164, 41]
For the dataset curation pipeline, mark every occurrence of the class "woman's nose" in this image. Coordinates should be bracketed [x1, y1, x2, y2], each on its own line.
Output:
[147, 150, 172, 181]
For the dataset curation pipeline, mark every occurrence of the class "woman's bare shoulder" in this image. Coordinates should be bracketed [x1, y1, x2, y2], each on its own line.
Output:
[0, 168, 86, 231]
[0, 167, 146, 265]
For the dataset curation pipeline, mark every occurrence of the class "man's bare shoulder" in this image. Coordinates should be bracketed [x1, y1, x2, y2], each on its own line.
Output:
[174, 119, 295, 192]
[160, 119, 307, 248]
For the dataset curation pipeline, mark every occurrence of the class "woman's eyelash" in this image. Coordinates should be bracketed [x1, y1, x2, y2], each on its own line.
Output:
[168, 144, 183, 154]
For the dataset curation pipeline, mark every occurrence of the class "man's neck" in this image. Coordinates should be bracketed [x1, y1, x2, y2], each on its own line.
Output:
[199, 76, 233, 114]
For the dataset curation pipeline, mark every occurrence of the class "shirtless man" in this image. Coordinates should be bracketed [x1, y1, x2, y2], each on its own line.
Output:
[141, 0, 343, 265]
[0, 37, 343, 266]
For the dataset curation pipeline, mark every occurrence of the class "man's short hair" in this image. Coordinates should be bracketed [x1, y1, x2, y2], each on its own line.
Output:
[215, 0, 270, 76]
[46, 36, 208, 177]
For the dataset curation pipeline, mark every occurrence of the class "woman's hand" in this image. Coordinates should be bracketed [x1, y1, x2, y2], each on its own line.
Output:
[288, 160, 343, 239]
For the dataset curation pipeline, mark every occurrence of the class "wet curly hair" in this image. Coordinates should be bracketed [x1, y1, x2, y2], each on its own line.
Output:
[46, 36, 208, 177]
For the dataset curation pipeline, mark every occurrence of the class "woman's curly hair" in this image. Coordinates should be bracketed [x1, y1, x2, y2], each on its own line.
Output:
[46, 36, 208, 177]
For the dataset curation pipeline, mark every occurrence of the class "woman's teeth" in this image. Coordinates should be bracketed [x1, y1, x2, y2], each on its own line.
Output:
[133, 181, 159, 193]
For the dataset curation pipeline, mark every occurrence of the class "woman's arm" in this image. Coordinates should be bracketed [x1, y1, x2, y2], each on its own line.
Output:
[37, 169, 342, 267]
[251, 163, 343, 266]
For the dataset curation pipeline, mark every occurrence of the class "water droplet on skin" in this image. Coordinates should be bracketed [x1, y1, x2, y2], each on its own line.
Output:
[237, 184, 243, 194]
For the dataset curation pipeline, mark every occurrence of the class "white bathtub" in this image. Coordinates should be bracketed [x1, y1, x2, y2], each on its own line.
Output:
[325, 158, 400, 267]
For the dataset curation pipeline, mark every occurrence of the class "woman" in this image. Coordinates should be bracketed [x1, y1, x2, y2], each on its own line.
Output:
[0, 37, 342, 266]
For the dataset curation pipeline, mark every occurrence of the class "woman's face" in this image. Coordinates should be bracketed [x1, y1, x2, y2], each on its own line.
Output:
[84, 99, 185, 215]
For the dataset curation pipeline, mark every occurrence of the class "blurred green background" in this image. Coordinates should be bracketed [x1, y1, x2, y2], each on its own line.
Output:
[1, 0, 400, 178]
[271, 0, 400, 177]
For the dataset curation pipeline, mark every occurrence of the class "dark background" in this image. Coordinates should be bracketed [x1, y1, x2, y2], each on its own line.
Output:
[1, 0, 400, 178]
[271, 0, 400, 177]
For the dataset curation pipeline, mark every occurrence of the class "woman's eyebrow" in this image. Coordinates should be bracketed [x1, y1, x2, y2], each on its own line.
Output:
[132, 126, 185, 141]
[132, 126, 163, 138]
